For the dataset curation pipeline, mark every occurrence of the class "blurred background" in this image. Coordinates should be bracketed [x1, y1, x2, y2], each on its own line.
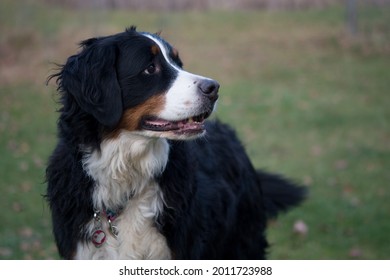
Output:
[0, 0, 389, 259]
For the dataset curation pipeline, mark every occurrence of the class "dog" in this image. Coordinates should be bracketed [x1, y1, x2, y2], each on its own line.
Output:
[46, 26, 306, 259]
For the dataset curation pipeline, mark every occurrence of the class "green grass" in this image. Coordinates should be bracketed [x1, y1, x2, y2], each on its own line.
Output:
[0, 1, 389, 259]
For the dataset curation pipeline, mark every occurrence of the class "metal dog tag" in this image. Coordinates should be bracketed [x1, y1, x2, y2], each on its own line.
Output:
[108, 219, 119, 238]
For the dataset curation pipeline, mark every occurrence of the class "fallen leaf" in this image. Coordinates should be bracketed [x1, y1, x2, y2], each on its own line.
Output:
[12, 202, 23, 212]
[0, 247, 12, 257]
[19, 161, 29, 171]
[19, 241, 30, 252]
[310, 145, 323, 157]
[20, 181, 32, 192]
[19, 227, 33, 238]
[293, 220, 308, 236]
[303, 176, 313, 185]
[349, 247, 363, 258]
[335, 159, 348, 170]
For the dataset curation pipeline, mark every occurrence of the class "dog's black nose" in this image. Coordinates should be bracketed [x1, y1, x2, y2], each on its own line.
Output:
[198, 79, 220, 102]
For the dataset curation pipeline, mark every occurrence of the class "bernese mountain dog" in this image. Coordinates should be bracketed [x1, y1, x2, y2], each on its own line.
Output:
[46, 26, 306, 260]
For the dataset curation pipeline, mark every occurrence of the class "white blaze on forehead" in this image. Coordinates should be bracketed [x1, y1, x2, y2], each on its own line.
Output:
[142, 33, 215, 121]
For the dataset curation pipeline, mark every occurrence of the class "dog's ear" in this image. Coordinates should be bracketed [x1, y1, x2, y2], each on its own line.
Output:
[60, 38, 123, 127]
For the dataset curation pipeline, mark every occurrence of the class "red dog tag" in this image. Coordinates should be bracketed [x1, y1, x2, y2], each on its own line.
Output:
[92, 230, 106, 247]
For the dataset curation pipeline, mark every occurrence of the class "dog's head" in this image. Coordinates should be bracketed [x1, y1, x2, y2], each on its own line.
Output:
[54, 26, 219, 140]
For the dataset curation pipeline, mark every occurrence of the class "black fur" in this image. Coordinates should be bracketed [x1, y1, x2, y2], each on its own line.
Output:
[46, 27, 306, 259]
[158, 122, 269, 259]
[46, 140, 94, 259]
[157, 121, 306, 259]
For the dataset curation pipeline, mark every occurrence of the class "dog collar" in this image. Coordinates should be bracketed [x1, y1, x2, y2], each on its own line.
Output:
[91, 207, 121, 247]
[91, 192, 135, 248]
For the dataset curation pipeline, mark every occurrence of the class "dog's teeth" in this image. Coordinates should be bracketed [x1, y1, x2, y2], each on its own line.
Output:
[188, 118, 194, 123]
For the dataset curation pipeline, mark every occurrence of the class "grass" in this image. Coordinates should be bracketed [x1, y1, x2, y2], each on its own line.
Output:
[0, 1, 389, 259]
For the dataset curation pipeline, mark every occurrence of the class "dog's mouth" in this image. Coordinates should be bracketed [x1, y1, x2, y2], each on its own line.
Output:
[141, 111, 211, 136]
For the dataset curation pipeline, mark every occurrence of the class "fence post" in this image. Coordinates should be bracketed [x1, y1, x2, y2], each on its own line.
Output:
[346, 0, 358, 36]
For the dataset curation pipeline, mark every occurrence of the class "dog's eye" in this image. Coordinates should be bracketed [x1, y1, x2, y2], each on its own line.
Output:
[144, 64, 157, 75]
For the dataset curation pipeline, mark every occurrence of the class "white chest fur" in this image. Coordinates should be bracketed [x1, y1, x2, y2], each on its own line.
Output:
[75, 132, 171, 259]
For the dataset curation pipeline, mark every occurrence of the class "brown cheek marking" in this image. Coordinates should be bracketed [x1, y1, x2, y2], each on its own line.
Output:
[106, 94, 166, 139]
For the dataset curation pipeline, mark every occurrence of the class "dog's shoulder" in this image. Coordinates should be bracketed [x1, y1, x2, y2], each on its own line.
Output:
[158, 120, 268, 259]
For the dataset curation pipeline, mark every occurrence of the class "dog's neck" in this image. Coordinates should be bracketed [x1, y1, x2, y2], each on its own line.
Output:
[82, 131, 170, 211]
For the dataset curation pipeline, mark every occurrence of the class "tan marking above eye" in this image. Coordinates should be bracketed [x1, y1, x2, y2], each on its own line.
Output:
[151, 45, 160, 55]
[172, 48, 179, 58]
